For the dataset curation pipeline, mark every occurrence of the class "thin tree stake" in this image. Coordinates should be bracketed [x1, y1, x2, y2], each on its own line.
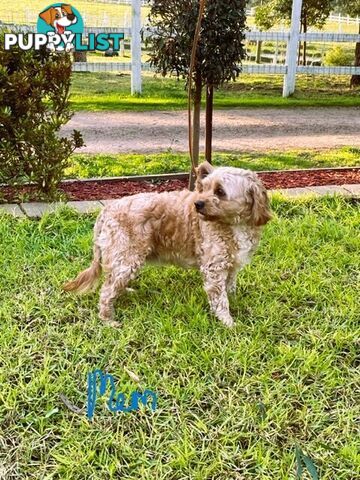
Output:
[188, 0, 207, 180]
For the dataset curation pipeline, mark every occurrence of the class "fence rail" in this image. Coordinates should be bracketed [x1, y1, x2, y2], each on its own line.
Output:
[72, 61, 360, 76]
[0, 23, 132, 35]
[3, 23, 359, 44]
[328, 13, 360, 25]
[247, 31, 360, 43]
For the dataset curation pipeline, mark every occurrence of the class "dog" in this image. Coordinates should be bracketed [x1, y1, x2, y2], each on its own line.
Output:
[39, 4, 77, 35]
[63, 162, 271, 328]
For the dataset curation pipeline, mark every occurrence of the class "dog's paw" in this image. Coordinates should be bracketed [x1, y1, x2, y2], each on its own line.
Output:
[102, 318, 121, 328]
[99, 307, 120, 328]
[220, 315, 235, 328]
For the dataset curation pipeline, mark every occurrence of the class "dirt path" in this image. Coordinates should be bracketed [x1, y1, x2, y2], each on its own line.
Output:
[62, 107, 360, 154]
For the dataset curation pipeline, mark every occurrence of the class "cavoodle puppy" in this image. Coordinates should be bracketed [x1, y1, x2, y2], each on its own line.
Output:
[63, 162, 271, 327]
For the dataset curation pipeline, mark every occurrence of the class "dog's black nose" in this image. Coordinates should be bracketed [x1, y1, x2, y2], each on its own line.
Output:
[67, 13, 75, 21]
[194, 201, 205, 211]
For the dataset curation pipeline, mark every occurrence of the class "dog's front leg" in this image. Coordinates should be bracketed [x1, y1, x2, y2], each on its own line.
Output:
[202, 266, 234, 328]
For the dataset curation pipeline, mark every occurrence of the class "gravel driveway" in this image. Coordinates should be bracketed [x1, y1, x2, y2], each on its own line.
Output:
[62, 107, 360, 153]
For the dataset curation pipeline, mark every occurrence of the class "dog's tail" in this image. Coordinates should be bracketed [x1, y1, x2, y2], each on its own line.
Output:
[63, 213, 104, 294]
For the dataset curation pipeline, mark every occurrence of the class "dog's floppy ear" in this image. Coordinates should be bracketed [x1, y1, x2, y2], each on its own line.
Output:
[247, 182, 272, 226]
[61, 4, 73, 15]
[39, 7, 56, 26]
[195, 161, 214, 192]
[196, 161, 214, 180]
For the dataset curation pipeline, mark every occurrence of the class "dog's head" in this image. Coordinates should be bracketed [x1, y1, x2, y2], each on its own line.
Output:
[39, 4, 77, 34]
[194, 161, 272, 227]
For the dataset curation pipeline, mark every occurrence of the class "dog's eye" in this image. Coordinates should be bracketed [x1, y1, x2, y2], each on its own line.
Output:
[55, 13, 60, 18]
[215, 187, 226, 197]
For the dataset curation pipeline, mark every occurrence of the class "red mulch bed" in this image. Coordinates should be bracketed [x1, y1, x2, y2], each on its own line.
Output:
[258, 168, 360, 190]
[1, 168, 359, 203]
[62, 178, 188, 201]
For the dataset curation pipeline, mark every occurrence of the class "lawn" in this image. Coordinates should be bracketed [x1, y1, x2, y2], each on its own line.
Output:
[0, 196, 359, 479]
[66, 147, 360, 179]
[70, 73, 360, 111]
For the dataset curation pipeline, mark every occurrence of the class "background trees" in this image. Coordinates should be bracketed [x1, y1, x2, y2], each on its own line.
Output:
[146, 0, 247, 185]
[254, 0, 360, 86]
[255, 0, 334, 65]
[339, 0, 360, 87]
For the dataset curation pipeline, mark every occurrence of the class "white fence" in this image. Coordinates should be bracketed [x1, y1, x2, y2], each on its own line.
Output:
[327, 14, 360, 35]
[2, 0, 360, 96]
[329, 13, 360, 25]
[73, 23, 360, 97]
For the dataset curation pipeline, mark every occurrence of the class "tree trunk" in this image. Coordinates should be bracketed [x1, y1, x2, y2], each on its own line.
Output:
[350, 23, 360, 88]
[302, 16, 307, 66]
[73, 51, 87, 63]
[298, 22, 302, 66]
[205, 84, 214, 164]
[256, 41, 262, 64]
[188, 72, 202, 190]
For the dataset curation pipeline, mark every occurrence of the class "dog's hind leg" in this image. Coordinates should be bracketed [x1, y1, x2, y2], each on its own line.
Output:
[63, 211, 105, 294]
[226, 268, 238, 295]
[99, 256, 145, 327]
[202, 267, 234, 328]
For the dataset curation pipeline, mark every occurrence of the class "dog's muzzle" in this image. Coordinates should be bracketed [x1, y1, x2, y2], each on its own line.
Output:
[194, 201, 205, 212]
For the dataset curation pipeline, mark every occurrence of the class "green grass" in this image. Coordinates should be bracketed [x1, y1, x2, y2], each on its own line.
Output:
[70, 73, 360, 111]
[0, 196, 359, 478]
[66, 147, 360, 179]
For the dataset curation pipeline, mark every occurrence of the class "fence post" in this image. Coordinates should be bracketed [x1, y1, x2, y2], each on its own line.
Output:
[131, 0, 142, 95]
[282, 0, 302, 97]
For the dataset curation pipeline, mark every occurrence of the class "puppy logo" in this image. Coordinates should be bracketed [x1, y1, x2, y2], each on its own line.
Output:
[37, 3, 84, 51]
[39, 4, 78, 35]
[6, 5, 122, 53]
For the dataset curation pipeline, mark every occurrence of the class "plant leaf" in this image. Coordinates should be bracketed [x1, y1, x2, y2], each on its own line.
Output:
[295, 445, 319, 480]
[302, 454, 319, 480]
[256, 401, 267, 421]
[124, 367, 140, 383]
[59, 394, 83, 415]
[45, 407, 59, 418]
[295, 445, 304, 479]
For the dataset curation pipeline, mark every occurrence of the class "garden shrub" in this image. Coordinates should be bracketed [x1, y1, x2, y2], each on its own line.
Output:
[0, 30, 84, 197]
[324, 45, 354, 67]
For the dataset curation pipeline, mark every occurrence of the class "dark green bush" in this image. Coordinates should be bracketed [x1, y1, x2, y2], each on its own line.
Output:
[0, 31, 84, 197]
